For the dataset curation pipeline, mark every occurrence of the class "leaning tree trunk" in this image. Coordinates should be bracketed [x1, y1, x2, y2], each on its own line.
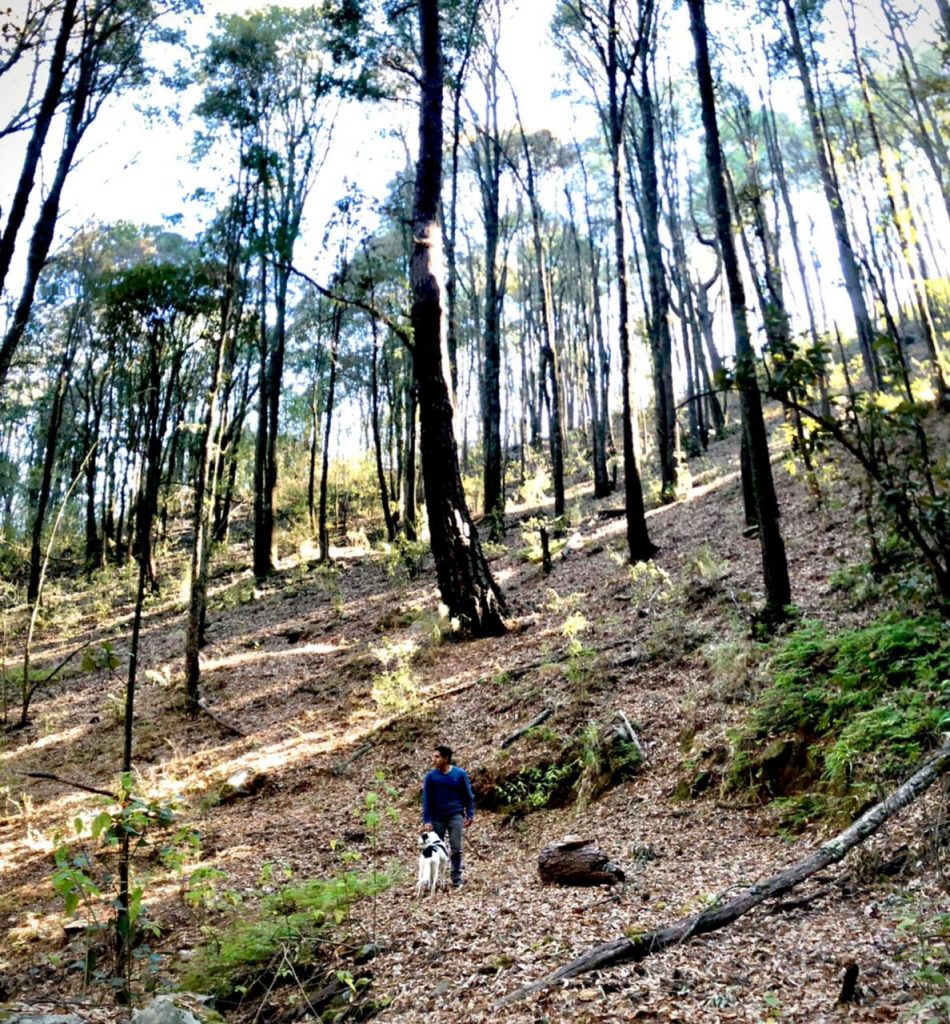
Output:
[0, 21, 94, 391]
[0, 0, 77, 297]
[689, 0, 791, 622]
[411, 0, 506, 635]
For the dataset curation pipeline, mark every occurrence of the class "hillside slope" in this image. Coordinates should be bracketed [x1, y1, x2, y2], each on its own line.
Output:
[1, 427, 945, 1023]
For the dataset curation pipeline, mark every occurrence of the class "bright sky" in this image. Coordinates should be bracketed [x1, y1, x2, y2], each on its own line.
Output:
[0, 0, 568, 259]
[0, 0, 943, 310]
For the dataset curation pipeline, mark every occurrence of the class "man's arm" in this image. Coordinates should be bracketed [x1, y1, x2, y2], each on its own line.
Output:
[421, 772, 431, 827]
[460, 768, 475, 822]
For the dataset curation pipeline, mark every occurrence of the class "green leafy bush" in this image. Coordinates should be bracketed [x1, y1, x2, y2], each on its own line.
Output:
[182, 871, 393, 999]
[495, 760, 580, 812]
[727, 614, 949, 817]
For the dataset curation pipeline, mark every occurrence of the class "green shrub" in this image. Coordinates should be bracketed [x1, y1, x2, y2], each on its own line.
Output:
[895, 901, 950, 1022]
[727, 613, 949, 819]
[182, 871, 393, 999]
[495, 760, 580, 812]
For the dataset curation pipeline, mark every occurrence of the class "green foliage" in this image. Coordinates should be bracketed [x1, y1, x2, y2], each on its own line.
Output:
[495, 760, 580, 813]
[574, 721, 643, 808]
[895, 901, 950, 1022]
[370, 639, 421, 714]
[51, 779, 196, 997]
[518, 516, 566, 565]
[185, 775, 398, 1001]
[728, 614, 949, 818]
[627, 560, 672, 614]
[562, 612, 597, 693]
[384, 535, 429, 581]
[81, 642, 120, 673]
[181, 870, 392, 998]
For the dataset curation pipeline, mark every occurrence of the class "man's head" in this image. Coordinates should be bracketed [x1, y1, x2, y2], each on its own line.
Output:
[432, 745, 452, 772]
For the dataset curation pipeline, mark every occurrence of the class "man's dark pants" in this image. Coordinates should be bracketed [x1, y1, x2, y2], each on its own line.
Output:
[431, 813, 464, 884]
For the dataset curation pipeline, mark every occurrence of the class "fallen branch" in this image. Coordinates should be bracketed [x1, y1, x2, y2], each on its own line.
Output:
[196, 699, 246, 738]
[24, 771, 113, 799]
[500, 707, 553, 749]
[332, 742, 373, 776]
[497, 743, 950, 1006]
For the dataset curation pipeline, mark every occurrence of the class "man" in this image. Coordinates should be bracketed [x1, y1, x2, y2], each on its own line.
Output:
[421, 744, 474, 889]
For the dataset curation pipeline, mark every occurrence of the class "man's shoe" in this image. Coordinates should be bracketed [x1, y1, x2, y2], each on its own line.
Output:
[451, 879, 463, 889]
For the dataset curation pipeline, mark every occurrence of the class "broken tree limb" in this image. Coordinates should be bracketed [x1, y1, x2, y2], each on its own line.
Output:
[196, 699, 246, 738]
[538, 837, 626, 886]
[332, 742, 373, 776]
[24, 770, 113, 798]
[500, 707, 554, 749]
[498, 742, 950, 1006]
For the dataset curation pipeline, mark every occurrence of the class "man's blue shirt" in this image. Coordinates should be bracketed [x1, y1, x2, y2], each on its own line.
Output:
[422, 765, 474, 823]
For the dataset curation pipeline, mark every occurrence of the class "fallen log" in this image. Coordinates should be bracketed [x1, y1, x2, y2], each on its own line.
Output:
[538, 836, 625, 887]
[500, 707, 554, 749]
[498, 742, 950, 1006]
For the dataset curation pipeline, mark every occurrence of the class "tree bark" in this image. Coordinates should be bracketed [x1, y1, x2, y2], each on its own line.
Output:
[633, 55, 678, 502]
[604, 0, 655, 562]
[319, 306, 341, 562]
[369, 313, 396, 541]
[411, 0, 506, 635]
[688, 0, 791, 621]
[27, 337, 76, 602]
[538, 837, 626, 887]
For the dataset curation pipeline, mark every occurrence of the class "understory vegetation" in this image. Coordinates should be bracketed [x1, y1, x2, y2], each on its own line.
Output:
[727, 613, 950, 826]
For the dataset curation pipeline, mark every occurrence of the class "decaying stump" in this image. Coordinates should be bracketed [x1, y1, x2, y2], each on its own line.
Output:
[538, 836, 625, 886]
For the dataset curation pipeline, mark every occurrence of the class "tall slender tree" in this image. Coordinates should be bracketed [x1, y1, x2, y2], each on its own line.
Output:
[688, 0, 792, 622]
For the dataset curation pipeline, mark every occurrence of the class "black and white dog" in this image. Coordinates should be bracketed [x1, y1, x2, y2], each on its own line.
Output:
[416, 830, 450, 895]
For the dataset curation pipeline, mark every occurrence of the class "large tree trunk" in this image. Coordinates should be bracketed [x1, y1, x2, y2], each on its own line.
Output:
[688, 0, 791, 622]
[411, 0, 506, 635]
[634, 62, 678, 502]
[472, 46, 506, 532]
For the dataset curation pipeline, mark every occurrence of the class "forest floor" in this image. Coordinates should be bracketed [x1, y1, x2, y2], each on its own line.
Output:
[0, 418, 947, 1023]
